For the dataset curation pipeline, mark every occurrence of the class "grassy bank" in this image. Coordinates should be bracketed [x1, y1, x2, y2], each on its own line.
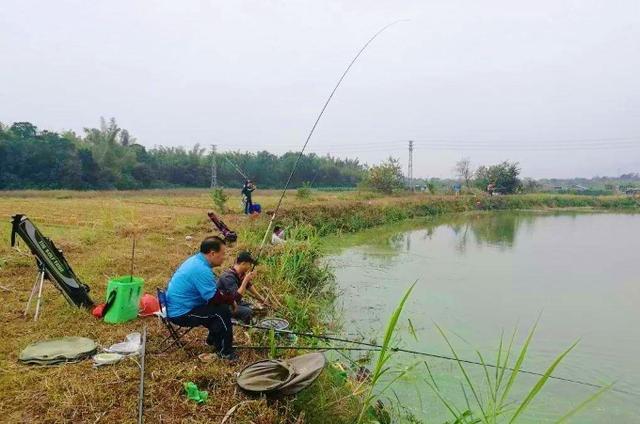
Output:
[0, 191, 637, 423]
[277, 193, 639, 236]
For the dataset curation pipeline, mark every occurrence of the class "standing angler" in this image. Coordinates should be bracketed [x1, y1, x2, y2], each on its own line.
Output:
[242, 180, 256, 214]
[165, 236, 237, 360]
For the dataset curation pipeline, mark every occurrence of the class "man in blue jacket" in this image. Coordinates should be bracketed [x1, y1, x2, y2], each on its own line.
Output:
[166, 236, 236, 360]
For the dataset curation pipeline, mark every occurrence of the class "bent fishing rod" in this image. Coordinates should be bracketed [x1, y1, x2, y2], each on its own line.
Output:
[236, 323, 635, 396]
[255, 20, 407, 258]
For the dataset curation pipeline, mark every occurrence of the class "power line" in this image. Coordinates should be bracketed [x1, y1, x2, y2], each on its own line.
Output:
[304, 142, 640, 153]
[230, 136, 639, 151]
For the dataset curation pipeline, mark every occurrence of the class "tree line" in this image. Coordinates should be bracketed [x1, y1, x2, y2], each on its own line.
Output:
[0, 119, 365, 190]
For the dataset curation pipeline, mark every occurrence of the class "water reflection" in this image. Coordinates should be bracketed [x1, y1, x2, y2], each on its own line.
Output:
[447, 213, 531, 251]
[387, 212, 536, 254]
[352, 211, 586, 262]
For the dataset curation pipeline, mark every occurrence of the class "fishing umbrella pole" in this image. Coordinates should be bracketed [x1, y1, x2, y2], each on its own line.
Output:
[255, 20, 407, 257]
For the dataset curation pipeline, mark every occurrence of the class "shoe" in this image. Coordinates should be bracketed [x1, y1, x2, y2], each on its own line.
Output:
[217, 351, 239, 362]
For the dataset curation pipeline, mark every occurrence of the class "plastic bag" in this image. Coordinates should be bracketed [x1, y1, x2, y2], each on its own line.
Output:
[105, 332, 141, 355]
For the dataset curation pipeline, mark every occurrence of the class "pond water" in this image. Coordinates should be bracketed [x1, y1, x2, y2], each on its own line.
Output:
[328, 211, 640, 423]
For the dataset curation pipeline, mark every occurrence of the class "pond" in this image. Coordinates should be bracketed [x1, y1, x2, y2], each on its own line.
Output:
[328, 211, 640, 422]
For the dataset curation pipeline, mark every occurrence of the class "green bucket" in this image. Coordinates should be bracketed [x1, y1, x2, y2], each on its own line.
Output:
[103, 276, 144, 324]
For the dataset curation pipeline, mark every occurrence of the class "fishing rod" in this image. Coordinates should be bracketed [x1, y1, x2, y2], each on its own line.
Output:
[256, 20, 407, 257]
[223, 156, 249, 181]
[236, 322, 382, 347]
[237, 323, 636, 396]
[236, 345, 377, 352]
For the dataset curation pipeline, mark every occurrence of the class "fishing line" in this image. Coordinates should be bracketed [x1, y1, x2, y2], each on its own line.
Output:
[255, 20, 408, 257]
[237, 323, 636, 396]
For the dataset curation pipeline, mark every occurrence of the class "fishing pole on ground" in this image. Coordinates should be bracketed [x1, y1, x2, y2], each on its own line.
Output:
[138, 325, 147, 424]
[254, 20, 407, 260]
[235, 323, 636, 396]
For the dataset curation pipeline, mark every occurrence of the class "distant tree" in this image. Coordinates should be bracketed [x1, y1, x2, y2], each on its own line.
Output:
[475, 161, 522, 194]
[454, 157, 473, 187]
[83, 117, 138, 189]
[0, 119, 369, 190]
[364, 157, 405, 194]
[119, 129, 135, 146]
[426, 180, 437, 194]
[522, 178, 542, 193]
[10, 122, 38, 139]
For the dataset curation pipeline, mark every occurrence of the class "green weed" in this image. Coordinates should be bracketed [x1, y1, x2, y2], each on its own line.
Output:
[423, 323, 610, 423]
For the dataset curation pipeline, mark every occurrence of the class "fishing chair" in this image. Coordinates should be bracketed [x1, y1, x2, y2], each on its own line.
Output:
[156, 288, 196, 356]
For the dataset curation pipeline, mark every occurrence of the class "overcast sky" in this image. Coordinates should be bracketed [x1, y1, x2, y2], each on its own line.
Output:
[1, 0, 638, 178]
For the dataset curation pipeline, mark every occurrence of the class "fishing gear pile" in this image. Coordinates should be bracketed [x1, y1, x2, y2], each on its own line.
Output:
[207, 211, 238, 242]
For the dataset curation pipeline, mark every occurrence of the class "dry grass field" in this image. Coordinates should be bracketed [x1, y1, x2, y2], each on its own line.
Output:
[0, 189, 365, 423]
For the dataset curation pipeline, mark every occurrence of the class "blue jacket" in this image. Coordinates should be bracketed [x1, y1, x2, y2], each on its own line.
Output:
[166, 253, 217, 317]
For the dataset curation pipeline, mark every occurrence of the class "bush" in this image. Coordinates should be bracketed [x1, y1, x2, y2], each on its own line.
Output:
[210, 188, 229, 213]
[363, 157, 405, 194]
[475, 161, 522, 194]
[296, 182, 313, 200]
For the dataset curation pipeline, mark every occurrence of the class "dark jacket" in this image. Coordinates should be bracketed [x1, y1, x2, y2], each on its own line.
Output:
[212, 268, 244, 305]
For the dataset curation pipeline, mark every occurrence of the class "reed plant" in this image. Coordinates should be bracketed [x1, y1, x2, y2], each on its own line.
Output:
[350, 283, 610, 423]
[356, 282, 417, 423]
[423, 323, 611, 423]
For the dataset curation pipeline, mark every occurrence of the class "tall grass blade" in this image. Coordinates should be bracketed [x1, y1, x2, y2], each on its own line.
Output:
[356, 281, 416, 424]
[476, 350, 495, 400]
[508, 340, 579, 423]
[495, 330, 504, 382]
[555, 383, 612, 423]
[374, 363, 418, 397]
[499, 319, 539, 408]
[496, 327, 518, 398]
[423, 361, 439, 390]
[424, 380, 464, 421]
[408, 318, 418, 342]
[435, 323, 488, 422]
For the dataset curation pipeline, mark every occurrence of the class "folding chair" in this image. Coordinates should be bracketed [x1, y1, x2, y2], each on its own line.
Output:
[156, 288, 196, 355]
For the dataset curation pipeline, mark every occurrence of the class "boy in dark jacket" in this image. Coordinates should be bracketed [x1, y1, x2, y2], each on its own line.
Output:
[214, 251, 267, 323]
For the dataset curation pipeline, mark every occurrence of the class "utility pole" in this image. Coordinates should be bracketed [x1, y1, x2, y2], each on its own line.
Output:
[210, 144, 218, 188]
[408, 140, 414, 192]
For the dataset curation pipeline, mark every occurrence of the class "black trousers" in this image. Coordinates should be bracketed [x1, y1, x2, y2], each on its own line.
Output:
[244, 196, 253, 214]
[169, 302, 233, 355]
